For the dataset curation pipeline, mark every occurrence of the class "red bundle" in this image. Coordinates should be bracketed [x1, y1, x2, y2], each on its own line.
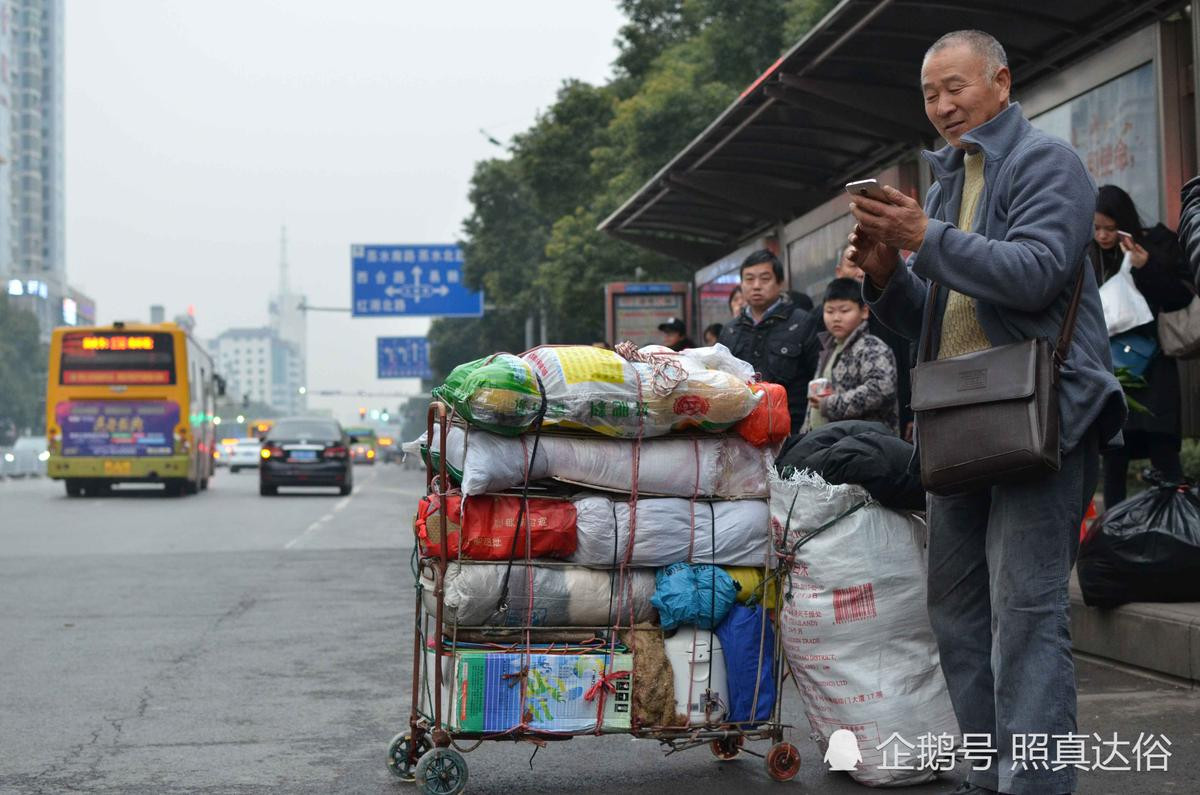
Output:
[415, 494, 578, 560]
[735, 381, 790, 446]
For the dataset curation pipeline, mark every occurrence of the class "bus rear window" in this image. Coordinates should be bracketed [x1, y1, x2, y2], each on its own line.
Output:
[60, 332, 177, 385]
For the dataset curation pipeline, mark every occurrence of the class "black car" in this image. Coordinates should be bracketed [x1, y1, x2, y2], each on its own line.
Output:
[259, 417, 354, 496]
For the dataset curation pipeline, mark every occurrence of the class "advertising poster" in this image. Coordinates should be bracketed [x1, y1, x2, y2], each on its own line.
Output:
[56, 401, 179, 457]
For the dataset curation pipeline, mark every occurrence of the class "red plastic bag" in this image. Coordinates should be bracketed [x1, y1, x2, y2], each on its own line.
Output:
[415, 494, 578, 560]
[735, 382, 790, 446]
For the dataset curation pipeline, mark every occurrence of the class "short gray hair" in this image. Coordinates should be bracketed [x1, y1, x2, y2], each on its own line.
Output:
[924, 30, 1008, 80]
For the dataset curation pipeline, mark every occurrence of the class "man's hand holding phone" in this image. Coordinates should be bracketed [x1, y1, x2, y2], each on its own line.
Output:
[844, 180, 929, 289]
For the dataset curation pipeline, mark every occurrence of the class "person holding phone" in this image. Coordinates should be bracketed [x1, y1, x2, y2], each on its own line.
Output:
[843, 30, 1123, 795]
[1092, 184, 1193, 505]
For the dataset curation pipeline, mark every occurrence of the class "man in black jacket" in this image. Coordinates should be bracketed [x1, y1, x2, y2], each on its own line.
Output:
[718, 249, 820, 429]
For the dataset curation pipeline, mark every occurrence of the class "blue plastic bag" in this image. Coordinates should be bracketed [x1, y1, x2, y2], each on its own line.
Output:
[651, 562, 736, 630]
[715, 603, 775, 723]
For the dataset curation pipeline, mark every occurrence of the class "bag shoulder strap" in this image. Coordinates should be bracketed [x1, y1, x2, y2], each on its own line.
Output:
[918, 256, 1088, 367]
[1054, 256, 1089, 367]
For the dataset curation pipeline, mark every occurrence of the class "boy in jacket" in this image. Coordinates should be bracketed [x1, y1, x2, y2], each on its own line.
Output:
[802, 278, 898, 434]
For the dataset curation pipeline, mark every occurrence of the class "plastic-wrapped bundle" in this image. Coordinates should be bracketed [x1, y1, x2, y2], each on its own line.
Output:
[432, 344, 760, 438]
[421, 562, 658, 627]
[404, 423, 770, 499]
[569, 495, 770, 567]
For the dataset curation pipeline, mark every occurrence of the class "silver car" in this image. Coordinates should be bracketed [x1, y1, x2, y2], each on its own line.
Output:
[5, 436, 49, 477]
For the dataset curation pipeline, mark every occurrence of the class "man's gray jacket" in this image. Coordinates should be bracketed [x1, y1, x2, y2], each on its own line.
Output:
[865, 102, 1126, 452]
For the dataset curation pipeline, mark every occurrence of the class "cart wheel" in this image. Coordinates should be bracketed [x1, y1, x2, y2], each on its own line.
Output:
[710, 735, 744, 760]
[766, 742, 801, 781]
[386, 731, 432, 782]
[414, 747, 468, 795]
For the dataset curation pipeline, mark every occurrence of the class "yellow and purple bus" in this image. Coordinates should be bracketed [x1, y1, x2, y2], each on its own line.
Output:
[45, 322, 221, 497]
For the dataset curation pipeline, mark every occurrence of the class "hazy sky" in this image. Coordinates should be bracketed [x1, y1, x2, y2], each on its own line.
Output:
[65, 0, 625, 422]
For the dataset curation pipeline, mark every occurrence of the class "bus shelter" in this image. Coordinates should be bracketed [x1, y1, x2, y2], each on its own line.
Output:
[599, 0, 1199, 434]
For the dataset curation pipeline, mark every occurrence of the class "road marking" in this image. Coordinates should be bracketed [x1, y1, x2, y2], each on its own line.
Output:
[283, 467, 364, 549]
[284, 513, 334, 550]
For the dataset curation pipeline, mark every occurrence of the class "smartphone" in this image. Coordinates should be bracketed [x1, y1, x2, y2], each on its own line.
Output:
[845, 179, 891, 203]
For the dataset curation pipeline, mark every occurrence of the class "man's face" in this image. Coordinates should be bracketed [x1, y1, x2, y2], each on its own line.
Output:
[740, 263, 782, 310]
[921, 43, 1011, 148]
[835, 255, 865, 282]
[661, 329, 684, 347]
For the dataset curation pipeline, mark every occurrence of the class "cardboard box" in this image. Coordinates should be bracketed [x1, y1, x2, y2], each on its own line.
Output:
[423, 649, 633, 733]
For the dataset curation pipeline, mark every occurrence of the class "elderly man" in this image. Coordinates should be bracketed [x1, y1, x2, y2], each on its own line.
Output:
[846, 30, 1124, 795]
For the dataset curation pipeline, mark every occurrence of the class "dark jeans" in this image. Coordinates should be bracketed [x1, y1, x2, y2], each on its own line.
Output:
[927, 431, 1099, 794]
[1102, 432, 1184, 507]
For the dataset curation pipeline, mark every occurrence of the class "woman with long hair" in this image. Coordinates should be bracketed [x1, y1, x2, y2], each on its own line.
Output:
[1092, 185, 1194, 505]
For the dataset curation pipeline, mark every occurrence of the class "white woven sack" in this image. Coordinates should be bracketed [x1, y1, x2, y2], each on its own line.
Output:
[770, 470, 959, 787]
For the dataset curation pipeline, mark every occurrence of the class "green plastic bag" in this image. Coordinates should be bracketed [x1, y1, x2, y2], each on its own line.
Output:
[431, 354, 542, 435]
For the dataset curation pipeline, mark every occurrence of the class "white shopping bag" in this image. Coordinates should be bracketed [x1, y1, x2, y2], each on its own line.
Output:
[1099, 251, 1153, 335]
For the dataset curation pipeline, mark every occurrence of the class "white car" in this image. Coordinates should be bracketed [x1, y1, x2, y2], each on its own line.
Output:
[5, 436, 49, 477]
[227, 438, 263, 473]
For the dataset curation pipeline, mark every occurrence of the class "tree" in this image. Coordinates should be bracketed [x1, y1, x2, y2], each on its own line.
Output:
[0, 297, 46, 441]
[428, 1, 844, 378]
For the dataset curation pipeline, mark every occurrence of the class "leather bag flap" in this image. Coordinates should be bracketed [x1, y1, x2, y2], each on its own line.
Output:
[911, 339, 1040, 411]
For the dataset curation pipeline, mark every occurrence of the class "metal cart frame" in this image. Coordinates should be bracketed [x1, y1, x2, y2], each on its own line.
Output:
[386, 401, 801, 793]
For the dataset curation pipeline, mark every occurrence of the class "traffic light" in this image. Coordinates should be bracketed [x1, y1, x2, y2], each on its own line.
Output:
[359, 407, 367, 419]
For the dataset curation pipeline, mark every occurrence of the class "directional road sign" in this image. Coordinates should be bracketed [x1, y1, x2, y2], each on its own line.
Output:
[377, 337, 432, 379]
[351, 244, 484, 317]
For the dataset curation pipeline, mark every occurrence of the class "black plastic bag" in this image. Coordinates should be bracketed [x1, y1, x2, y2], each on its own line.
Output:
[1077, 483, 1200, 608]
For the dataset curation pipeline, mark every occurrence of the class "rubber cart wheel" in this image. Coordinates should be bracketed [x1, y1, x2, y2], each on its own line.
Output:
[710, 735, 744, 760]
[766, 742, 801, 781]
[386, 731, 432, 782]
[414, 747, 468, 795]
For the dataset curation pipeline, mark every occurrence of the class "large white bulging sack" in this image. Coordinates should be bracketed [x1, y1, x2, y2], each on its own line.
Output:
[770, 471, 959, 787]
[404, 423, 770, 499]
[570, 495, 771, 567]
[421, 562, 657, 627]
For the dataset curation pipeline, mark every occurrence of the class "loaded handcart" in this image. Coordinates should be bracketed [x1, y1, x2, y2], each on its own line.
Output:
[387, 344, 801, 794]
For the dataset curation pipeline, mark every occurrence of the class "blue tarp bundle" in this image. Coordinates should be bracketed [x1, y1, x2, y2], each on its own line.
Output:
[715, 603, 775, 723]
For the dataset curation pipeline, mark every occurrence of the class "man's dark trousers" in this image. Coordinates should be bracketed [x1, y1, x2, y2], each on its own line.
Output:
[926, 431, 1099, 794]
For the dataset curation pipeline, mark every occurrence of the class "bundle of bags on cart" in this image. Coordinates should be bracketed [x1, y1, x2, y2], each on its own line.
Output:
[409, 343, 789, 731]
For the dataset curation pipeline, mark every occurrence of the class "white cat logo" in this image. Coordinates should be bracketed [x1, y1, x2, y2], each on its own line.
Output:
[824, 729, 863, 771]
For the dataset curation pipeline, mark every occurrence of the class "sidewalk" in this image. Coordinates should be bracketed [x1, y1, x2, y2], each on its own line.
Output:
[1070, 573, 1200, 684]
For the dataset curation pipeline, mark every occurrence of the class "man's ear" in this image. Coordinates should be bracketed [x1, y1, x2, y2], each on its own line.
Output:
[995, 65, 1012, 103]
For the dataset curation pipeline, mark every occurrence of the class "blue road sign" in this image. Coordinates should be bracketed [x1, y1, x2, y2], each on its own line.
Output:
[351, 244, 484, 317]
[377, 337, 432, 379]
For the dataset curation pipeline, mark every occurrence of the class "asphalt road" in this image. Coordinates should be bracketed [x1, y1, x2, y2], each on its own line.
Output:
[1, 466, 1197, 794]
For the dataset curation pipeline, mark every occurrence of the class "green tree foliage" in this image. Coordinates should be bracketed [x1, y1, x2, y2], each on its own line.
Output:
[428, 1, 837, 379]
[0, 297, 46, 440]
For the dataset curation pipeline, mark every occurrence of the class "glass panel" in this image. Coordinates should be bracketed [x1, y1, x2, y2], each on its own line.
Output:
[1030, 62, 1161, 223]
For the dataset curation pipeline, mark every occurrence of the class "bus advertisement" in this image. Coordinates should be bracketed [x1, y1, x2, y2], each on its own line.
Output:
[45, 322, 222, 497]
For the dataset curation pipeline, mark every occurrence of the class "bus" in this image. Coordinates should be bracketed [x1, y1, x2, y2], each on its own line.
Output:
[46, 322, 222, 497]
[342, 425, 379, 464]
